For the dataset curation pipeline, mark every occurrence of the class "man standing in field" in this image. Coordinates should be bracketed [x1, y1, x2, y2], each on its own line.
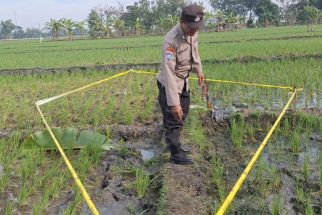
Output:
[157, 4, 204, 165]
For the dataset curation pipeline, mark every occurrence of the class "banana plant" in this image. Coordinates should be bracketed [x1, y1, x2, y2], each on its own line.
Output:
[24, 128, 114, 151]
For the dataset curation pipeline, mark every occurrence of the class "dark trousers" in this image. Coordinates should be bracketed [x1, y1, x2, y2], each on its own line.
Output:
[157, 80, 190, 155]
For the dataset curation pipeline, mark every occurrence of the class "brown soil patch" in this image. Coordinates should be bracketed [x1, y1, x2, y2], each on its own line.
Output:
[162, 164, 209, 215]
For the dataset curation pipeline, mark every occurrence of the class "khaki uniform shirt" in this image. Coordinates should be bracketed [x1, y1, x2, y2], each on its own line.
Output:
[157, 23, 203, 106]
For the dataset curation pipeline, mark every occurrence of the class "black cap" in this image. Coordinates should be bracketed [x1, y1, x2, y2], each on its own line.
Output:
[181, 4, 204, 29]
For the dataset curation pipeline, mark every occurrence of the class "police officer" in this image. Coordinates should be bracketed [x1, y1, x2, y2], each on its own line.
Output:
[157, 4, 204, 165]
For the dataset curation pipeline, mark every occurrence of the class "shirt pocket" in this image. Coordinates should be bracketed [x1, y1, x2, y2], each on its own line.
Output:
[177, 48, 190, 64]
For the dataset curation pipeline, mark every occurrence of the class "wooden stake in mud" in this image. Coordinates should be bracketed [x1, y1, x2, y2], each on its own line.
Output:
[292, 86, 297, 128]
[292, 86, 297, 112]
[202, 81, 212, 109]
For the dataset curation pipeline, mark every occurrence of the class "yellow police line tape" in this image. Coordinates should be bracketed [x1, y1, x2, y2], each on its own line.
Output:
[36, 70, 131, 106]
[36, 69, 302, 106]
[35, 103, 100, 215]
[200, 79, 302, 91]
[130, 70, 303, 91]
[34, 69, 301, 215]
[35, 71, 131, 215]
[215, 89, 298, 215]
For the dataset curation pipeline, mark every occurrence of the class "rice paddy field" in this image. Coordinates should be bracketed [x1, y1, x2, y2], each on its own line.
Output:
[0, 25, 322, 215]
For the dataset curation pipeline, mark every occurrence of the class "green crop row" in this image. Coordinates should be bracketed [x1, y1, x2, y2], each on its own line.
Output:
[1, 37, 321, 70]
[1, 57, 321, 132]
[1, 25, 322, 70]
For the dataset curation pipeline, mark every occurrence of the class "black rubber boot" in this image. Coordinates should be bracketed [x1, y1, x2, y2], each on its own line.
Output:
[180, 144, 191, 153]
[170, 153, 194, 165]
[165, 144, 191, 154]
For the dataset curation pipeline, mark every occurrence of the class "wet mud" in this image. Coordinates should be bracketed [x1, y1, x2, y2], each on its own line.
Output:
[45, 122, 166, 215]
[42, 110, 321, 214]
[1, 106, 321, 214]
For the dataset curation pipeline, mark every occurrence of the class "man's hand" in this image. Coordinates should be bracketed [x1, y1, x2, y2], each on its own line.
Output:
[171, 105, 183, 121]
[197, 72, 204, 86]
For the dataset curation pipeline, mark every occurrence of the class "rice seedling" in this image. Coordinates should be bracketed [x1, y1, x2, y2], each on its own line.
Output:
[276, 141, 284, 163]
[230, 118, 244, 148]
[18, 182, 31, 206]
[64, 189, 82, 215]
[281, 117, 290, 137]
[297, 113, 316, 131]
[290, 130, 301, 153]
[46, 174, 66, 199]
[0, 172, 9, 194]
[210, 158, 226, 203]
[246, 123, 255, 142]
[137, 77, 157, 122]
[75, 156, 91, 180]
[0, 140, 11, 193]
[303, 154, 311, 182]
[83, 142, 103, 165]
[184, 109, 207, 151]
[156, 182, 167, 215]
[305, 197, 314, 215]
[269, 165, 281, 189]
[32, 179, 60, 215]
[127, 203, 137, 215]
[318, 152, 322, 188]
[117, 146, 133, 158]
[295, 185, 306, 205]
[4, 202, 14, 215]
[255, 155, 266, 183]
[271, 195, 283, 215]
[132, 167, 152, 198]
[32, 201, 43, 215]
[105, 126, 112, 139]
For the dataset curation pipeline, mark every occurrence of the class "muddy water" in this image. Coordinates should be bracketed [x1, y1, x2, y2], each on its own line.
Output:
[260, 136, 321, 214]
[217, 111, 321, 215]
[297, 91, 322, 109]
[44, 114, 320, 215]
[140, 149, 156, 161]
[4, 110, 320, 214]
[209, 90, 322, 122]
[42, 123, 166, 215]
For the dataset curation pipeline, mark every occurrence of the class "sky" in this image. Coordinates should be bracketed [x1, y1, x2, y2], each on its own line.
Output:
[0, 0, 212, 29]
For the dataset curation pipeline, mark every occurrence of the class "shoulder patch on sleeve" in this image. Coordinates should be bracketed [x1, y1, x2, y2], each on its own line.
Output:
[166, 46, 175, 54]
[166, 53, 173, 61]
[166, 46, 175, 61]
